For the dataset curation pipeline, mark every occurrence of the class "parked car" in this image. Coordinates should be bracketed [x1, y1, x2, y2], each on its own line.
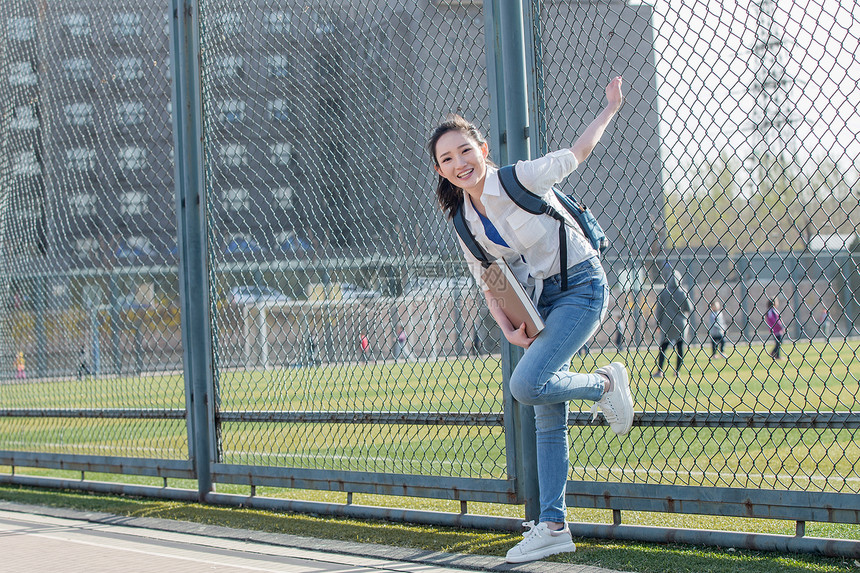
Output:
[339, 282, 381, 299]
[230, 285, 292, 305]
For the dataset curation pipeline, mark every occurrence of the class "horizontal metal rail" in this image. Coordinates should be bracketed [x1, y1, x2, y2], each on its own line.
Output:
[217, 411, 504, 425]
[0, 474, 201, 502]
[0, 451, 194, 479]
[2, 409, 857, 429]
[204, 491, 523, 531]
[567, 522, 860, 558]
[211, 463, 518, 505]
[566, 481, 860, 524]
[573, 411, 860, 429]
[0, 409, 186, 419]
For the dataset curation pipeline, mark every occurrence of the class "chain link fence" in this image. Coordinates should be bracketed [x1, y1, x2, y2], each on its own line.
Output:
[0, 0, 188, 465]
[0, 0, 858, 553]
[530, 0, 858, 497]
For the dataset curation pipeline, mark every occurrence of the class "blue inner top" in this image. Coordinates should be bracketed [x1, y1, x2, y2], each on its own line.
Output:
[474, 203, 510, 248]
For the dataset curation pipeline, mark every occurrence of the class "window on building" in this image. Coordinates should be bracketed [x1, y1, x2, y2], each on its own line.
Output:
[113, 13, 142, 38]
[64, 13, 91, 37]
[277, 231, 312, 253]
[213, 55, 243, 80]
[265, 11, 291, 35]
[120, 191, 148, 215]
[75, 237, 99, 257]
[321, 97, 344, 122]
[310, 10, 334, 35]
[115, 57, 143, 81]
[217, 100, 245, 123]
[223, 187, 249, 211]
[267, 55, 290, 78]
[10, 105, 38, 130]
[70, 193, 97, 216]
[224, 233, 262, 254]
[216, 12, 242, 35]
[8, 17, 35, 41]
[117, 101, 145, 126]
[63, 58, 92, 81]
[317, 53, 340, 79]
[9, 62, 37, 86]
[220, 144, 248, 167]
[266, 99, 291, 122]
[118, 147, 147, 171]
[67, 148, 96, 171]
[272, 186, 293, 210]
[15, 193, 40, 220]
[64, 103, 94, 126]
[12, 151, 40, 176]
[269, 142, 292, 166]
[115, 236, 155, 258]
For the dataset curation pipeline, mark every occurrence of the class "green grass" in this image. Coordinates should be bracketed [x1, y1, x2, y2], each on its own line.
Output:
[0, 339, 858, 571]
[0, 339, 856, 487]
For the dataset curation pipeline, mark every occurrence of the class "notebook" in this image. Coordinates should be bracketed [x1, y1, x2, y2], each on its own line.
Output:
[481, 259, 545, 337]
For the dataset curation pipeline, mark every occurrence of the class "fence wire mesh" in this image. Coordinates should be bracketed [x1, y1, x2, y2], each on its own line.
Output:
[532, 0, 858, 493]
[0, 0, 187, 459]
[198, 1, 505, 477]
[0, 0, 857, 522]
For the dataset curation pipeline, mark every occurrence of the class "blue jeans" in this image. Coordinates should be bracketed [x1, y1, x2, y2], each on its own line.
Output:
[509, 256, 609, 524]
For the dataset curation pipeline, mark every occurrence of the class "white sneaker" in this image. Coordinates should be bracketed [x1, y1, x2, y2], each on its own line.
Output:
[590, 362, 634, 435]
[505, 521, 576, 563]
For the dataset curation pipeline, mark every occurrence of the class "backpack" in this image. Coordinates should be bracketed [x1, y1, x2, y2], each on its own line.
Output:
[452, 164, 608, 291]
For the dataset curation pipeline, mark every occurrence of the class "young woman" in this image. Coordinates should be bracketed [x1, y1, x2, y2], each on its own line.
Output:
[428, 77, 634, 564]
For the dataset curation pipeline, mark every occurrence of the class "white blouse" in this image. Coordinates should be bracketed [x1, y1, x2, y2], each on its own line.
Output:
[457, 148, 598, 297]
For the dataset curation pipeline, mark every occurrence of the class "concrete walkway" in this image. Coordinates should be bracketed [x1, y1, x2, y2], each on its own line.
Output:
[0, 502, 628, 573]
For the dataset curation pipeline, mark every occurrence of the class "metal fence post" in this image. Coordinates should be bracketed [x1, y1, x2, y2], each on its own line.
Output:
[170, 0, 216, 501]
[490, 0, 540, 524]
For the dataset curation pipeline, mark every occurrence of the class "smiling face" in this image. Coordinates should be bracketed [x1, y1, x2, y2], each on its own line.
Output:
[433, 129, 489, 196]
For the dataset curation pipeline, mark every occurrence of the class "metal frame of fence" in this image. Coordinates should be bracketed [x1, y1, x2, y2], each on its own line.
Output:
[0, 0, 858, 559]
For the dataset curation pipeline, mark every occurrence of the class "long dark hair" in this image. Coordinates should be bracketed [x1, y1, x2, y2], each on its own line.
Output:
[427, 115, 490, 219]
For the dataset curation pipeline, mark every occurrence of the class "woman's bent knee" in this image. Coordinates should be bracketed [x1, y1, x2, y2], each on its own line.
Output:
[509, 370, 546, 405]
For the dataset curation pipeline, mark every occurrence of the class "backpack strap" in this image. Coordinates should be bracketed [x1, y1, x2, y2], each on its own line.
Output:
[497, 165, 552, 215]
[497, 165, 572, 290]
[452, 201, 491, 268]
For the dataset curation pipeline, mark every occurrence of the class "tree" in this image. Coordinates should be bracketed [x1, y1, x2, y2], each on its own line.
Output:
[742, 0, 804, 252]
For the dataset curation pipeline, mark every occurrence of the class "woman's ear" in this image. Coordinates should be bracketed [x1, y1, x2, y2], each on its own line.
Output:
[481, 141, 489, 159]
[433, 163, 443, 177]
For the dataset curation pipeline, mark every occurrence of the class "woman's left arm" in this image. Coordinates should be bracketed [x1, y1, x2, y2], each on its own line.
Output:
[569, 76, 624, 164]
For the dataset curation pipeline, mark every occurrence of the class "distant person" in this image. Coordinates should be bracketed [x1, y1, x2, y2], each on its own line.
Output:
[15, 350, 26, 380]
[765, 297, 786, 359]
[708, 300, 727, 358]
[614, 311, 626, 352]
[77, 346, 91, 379]
[392, 325, 411, 360]
[817, 306, 831, 338]
[653, 269, 693, 378]
[360, 333, 370, 363]
[304, 336, 318, 366]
